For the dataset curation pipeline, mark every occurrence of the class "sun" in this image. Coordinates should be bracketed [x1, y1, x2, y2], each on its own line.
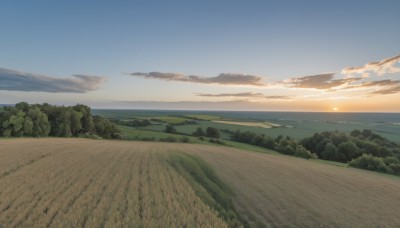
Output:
[332, 107, 339, 112]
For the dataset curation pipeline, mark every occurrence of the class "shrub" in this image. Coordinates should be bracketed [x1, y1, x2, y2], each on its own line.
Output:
[349, 154, 392, 174]
[209, 138, 225, 145]
[389, 163, 400, 175]
[206, 127, 220, 138]
[159, 136, 177, 142]
[165, 125, 177, 134]
[294, 145, 314, 159]
[180, 137, 190, 143]
[193, 127, 205, 136]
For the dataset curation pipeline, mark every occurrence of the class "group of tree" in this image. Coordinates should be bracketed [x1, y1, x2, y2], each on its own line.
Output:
[110, 118, 151, 128]
[301, 129, 400, 175]
[230, 130, 317, 159]
[192, 127, 220, 139]
[0, 102, 122, 139]
[230, 129, 400, 175]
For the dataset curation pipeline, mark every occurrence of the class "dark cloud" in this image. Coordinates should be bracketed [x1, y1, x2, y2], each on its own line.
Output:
[130, 72, 264, 86]
[0, 68, 106, 93]
[196, 92, 290, 99]
[286, 73, 361, 89]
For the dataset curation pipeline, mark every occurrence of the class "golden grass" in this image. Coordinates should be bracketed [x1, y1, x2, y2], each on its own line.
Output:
[1, 139, 400, 227]
[181, 144, 400, 227]
[0, 139, 227, 227]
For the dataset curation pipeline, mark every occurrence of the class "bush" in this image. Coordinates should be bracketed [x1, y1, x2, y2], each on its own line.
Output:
[349, 154, 392, 174]
[159, 136, 177, 142]
[180, 137, 190, 143]
[294, 145, 315, 159]
[141, 137, 156, 141]
[206, 127, 220, 138]
[165, 125, 177, 134]
[193, 127, 205, 136]
[79, 133, 103, 140]
[209, 138, 225, 145]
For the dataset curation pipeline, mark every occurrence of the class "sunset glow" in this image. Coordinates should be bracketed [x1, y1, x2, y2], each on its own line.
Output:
[0, 1, 399, 112]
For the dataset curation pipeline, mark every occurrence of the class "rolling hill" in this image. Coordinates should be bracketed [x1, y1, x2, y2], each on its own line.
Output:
[0, 139, 399, 227]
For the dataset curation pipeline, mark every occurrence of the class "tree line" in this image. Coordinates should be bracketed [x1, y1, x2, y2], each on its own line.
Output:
[301, 130, 400, 175]
[229, 129, 400, 175]
[0, 102, 122, 139]
[230, 130, 317, 159]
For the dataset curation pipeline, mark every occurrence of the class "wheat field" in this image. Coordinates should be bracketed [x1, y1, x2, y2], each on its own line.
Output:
[1, 138, 400, 227]
[0, 139, 227, 227]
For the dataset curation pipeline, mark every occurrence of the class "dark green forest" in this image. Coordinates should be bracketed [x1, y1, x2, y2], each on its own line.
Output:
[0, 102, 121, 139]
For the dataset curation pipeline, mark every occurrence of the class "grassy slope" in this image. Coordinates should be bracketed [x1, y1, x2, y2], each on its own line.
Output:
[168, 153, 246, 227]
[2, 139, 400, 227]
[119, 125, 277, 154]
[182, 143, 400, 227]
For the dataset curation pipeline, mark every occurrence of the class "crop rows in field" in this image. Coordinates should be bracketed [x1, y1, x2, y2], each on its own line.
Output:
[0, 139, 227, 227]
[2, 138, 400, 227]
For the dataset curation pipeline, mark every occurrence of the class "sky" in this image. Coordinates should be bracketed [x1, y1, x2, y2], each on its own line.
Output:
[0, 0, 399, 112]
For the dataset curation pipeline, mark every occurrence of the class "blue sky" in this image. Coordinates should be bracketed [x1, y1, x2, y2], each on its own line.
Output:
[0, 0, 399, 111]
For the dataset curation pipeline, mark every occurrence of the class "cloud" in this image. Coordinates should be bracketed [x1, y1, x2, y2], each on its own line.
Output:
[0, 67, 106, 93]
[285, 73, 361, 89]
[338, 79, 400, 95]
[130, 72, 264, 86]
[371, 86, 400, 95]
[361, 80, 400, 95]
[196, 92, 264, 97]
[341, 54, 400, 77]
[196, 92, 290, 99]
[356, 79, 400, 88]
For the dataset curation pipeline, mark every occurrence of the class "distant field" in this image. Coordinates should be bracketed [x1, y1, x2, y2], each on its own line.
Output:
[118, 125, 210, 145]
[118, 125, 277, 154]
[94, 109, 400, 143]
[1, 139, 400, 227]
[150, 116, 187, 124]
[185, 114, 220, 120]
[213, 120, 276, 128]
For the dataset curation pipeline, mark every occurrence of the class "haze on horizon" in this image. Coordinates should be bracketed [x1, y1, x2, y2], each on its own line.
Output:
[0, 0, 399, 112]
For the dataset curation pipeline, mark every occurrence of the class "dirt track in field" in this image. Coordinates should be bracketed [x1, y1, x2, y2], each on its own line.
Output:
[1, 138, 400, 227]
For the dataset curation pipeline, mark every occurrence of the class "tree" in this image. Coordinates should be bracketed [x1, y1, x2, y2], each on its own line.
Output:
[321, 143, 337, 161]
[206, 127, 220, 138]
[0, 102, 121, 139]
[70, 110, 83, 135]
[23, 118, 33, 135]
[15, 102, 30, 112]
[193, 127, 205, 136]
[338, 141, 360, 161]
[165, 125, 177, 134]
[349, 154, 392, 173]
